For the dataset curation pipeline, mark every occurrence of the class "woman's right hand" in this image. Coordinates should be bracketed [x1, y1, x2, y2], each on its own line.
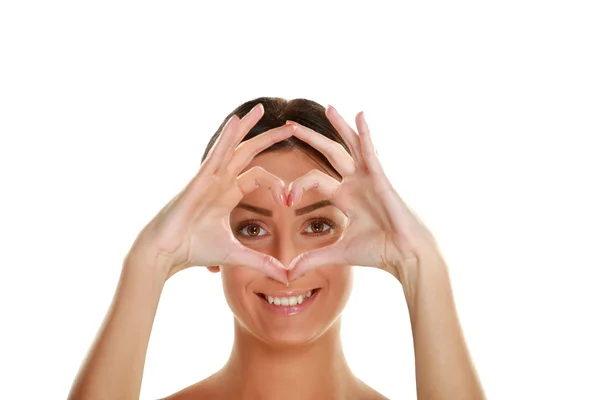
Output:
[127, 103, 294, 283]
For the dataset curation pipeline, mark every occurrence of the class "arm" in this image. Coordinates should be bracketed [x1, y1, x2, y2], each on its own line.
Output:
[68, 253, 168, 400]
[67, 107, 293, 400]
[401, 250, 486, 400]
[282, 110, 486, 399]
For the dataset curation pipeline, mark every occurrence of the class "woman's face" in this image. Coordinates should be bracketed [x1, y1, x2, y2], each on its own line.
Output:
[220, 148, 353, 346]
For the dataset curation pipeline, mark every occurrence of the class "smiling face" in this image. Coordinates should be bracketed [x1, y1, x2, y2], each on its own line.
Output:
[221, 148, 353, 346]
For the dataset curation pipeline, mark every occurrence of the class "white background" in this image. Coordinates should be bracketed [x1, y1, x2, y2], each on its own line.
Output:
[1, 1, 599, 399]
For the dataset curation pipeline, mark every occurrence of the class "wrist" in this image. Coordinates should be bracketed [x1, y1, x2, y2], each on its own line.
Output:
[124, 249, 171, 285]
[392, 247, 450, 307]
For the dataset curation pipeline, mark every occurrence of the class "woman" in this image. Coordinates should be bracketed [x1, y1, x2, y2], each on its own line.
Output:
[68, 97, 485, 399]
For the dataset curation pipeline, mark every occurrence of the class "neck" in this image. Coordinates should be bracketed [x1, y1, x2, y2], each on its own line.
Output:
[216, 317, 359, 399]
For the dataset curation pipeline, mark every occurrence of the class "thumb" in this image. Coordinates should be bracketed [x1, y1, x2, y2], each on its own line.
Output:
[288, 243, 348, 281]
[224, 243, 288, 285]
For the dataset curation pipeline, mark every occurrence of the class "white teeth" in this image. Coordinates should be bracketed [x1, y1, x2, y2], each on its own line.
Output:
[261, 289, 315, 307]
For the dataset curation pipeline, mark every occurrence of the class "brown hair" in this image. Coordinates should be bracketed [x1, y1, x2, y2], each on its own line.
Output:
[201, 97, 351, 176]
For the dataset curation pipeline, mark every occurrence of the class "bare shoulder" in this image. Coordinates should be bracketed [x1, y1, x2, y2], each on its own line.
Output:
[160, 375, 225, 400]
[163, 384, 387, 400]
[365, 389, 389, 400]
[359, 388, 388, 399]
[355, 380, 389, 400]
[160, 375, 387, 400]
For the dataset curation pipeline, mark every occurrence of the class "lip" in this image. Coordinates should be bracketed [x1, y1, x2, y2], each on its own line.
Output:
[255, 288, 321, 316]
[256, 289, 316, 298]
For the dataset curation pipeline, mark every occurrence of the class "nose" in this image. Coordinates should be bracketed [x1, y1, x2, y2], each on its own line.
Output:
[272, 235, 300, 270]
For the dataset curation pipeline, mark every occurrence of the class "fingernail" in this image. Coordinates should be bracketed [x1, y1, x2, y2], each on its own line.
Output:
[288, 191, 295, 207]
[252, 103, 263, 113]
[224, 114, 236, 128]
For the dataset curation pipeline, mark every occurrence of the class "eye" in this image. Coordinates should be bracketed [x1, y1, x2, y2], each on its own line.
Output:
[302, 219, 335, 236]
[236, 221, 269, 239]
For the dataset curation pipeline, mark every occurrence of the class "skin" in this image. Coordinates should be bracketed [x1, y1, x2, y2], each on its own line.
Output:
[166, 148, 383, 399]
[67, 104, 485, 400]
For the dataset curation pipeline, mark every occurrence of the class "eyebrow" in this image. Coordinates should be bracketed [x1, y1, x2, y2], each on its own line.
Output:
[235, 200, 334, 217]
[295, 200, 334, 216]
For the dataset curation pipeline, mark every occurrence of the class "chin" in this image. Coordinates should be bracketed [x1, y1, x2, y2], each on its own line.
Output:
[230, 286, 345, 348]
[224, 267, 354, 349]
[253, 323, 332, 348]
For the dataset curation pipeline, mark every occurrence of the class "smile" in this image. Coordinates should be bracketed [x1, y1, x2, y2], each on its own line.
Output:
[255, 288, 321, 316]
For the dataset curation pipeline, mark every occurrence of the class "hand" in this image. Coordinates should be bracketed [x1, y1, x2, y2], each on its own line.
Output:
[285, 106, 440, 284]
[128, 103, 293, 283]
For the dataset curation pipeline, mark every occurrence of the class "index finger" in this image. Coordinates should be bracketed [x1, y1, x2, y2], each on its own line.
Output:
[286, 121, 356, 177]
[204, 103, 266, 172]
[287, 242, 349, 281]
[227, 124, 295, 173]
[226, 103, 267, 161]
[223, 242, 289, 284]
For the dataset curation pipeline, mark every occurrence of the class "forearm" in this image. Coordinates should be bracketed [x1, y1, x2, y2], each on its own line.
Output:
[68, 253, 167, 400]
[402, 251, 485, 400]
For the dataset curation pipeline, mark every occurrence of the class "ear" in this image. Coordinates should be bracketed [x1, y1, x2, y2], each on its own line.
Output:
[206, 266, 220, 273]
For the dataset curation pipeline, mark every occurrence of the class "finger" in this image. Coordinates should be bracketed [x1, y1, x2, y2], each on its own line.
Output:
[228, 124, 295, 173]
[224, 243, 289, 284]
[355, 111, 383, 174]
[161, 125, 292, 228]
[287, 243, 349, 281]
[236, 166, 288, 206]
[287, 121, 356, 177]
[225, 103, 265, 161]
[325, 105, 365, 169]
[205, 103, 266, 172]
[287, 169, 341, 208]
[203, 114, 241, 173]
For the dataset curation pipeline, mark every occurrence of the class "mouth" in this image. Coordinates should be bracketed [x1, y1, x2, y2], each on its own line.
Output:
[255, 288, 321, 316]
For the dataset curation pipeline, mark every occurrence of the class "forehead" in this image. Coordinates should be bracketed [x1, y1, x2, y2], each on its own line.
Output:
[242, 148, 335, 185]
[239, 149, 338, 205]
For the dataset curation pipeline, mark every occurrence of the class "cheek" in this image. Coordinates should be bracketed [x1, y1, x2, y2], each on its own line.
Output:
[220, 267, 257, 311]
[321, 265, 354, 303]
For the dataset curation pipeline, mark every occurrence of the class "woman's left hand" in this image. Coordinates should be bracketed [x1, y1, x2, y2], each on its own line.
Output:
[286, 106, 442, 284]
